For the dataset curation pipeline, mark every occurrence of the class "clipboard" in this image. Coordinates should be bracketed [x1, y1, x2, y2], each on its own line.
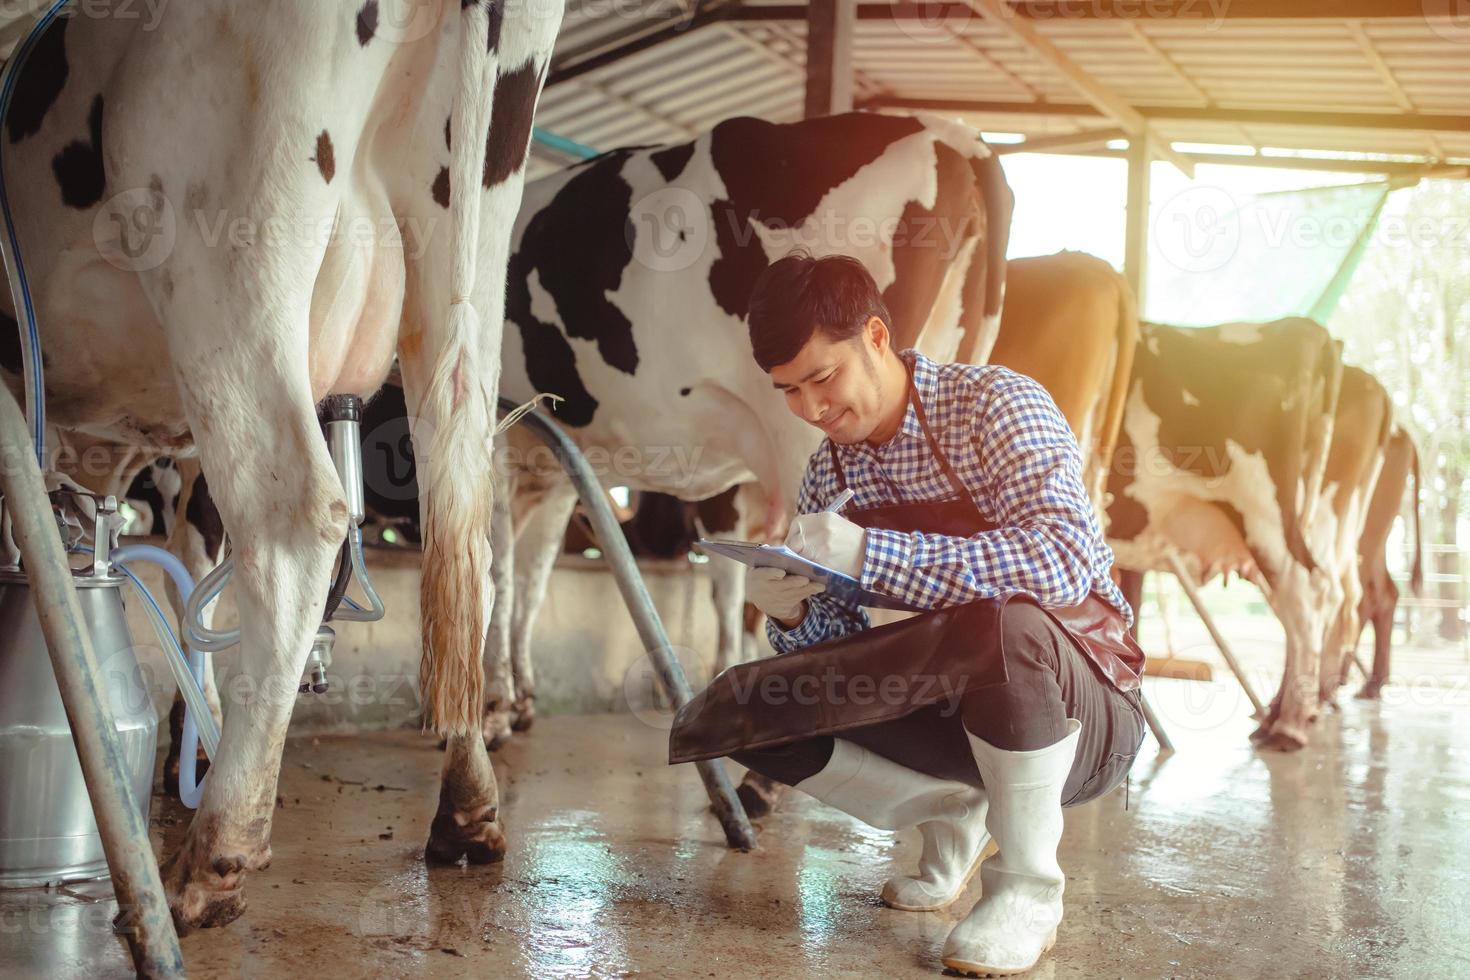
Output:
[697, 538, 924, 612]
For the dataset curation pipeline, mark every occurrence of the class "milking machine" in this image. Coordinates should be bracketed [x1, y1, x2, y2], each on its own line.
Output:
[0, 4, 185, 972]
[0, 400, 389, 881]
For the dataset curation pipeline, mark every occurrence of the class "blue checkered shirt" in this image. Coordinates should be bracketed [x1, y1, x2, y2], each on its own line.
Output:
[767, 348, 1134, 654]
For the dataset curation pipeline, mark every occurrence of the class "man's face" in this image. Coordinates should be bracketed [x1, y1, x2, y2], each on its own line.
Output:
[769, 319, 889, 445]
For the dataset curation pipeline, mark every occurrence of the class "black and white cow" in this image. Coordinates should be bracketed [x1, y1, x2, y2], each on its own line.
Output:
[486, 111, 1014, 743]
[0, 0, 561, 931]
[1108, 318, 1344, 751]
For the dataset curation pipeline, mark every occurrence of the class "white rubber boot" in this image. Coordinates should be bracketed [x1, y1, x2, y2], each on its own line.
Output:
[941, 719, 1082, 977]
[793, 739, 990, 911]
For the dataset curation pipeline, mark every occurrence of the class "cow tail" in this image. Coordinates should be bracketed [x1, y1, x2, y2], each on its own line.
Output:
[419, 0, 497, 737]
[1409, 435, 1424, 596]
[956, 150, 1013, 364]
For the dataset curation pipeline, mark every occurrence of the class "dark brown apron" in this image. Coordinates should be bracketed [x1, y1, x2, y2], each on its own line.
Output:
[669, 356, 1146, 765]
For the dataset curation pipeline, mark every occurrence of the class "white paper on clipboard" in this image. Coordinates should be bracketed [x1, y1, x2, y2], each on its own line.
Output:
[696, 538, 924, 612]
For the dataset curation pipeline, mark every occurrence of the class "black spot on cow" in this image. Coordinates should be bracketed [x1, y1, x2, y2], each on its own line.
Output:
[52, 94, 105, 209]
[186, 473, 226, 560]
[483, 60, 546, 188]
[432, 167, 450, 208]
[124, 459, 172, 536]
[7, 18, 68, 144]
[444, 115, 452, 151]
[508, 148, 642, 426]
[486, 0, 503, 52]
[709, 198, 769, 321]
[679, 387, 690, 396]
[356, 0, 378, 45]
[314, 131, 336, 184]
[0, 309, 22, 375]
[706, 113, 926, 318]
[650, 140, 694, 182]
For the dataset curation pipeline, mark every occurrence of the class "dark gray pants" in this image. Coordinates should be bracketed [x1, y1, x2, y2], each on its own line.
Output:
[731, 600, 1146, 807]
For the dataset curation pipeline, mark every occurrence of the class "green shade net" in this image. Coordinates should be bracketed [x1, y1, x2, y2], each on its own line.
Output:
[1145, 178, 1407, 327]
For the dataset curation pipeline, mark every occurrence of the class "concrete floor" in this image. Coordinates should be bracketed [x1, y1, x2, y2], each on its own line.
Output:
[2, 678, 1467, 979]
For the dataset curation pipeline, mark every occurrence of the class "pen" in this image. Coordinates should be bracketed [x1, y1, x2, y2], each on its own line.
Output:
[824, 487, 855, 514]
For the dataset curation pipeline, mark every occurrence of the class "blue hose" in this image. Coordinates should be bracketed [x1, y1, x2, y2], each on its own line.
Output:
[110, 544, 217, 810]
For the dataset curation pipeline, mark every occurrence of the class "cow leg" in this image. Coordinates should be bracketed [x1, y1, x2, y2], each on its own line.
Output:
[1318, 564, 1357, 708]
[707, 540, 746, 676]
[503, 477, 578, 740]
[1357, 580, 1397, 700]
[155, 364, 348, 932]
[1252, 566, 1324, 751]
[425, 733, 506, 864]
[160, 460, 228, 801]
[479, 465, 518, 748]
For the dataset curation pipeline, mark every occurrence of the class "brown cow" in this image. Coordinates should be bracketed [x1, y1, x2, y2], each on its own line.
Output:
[988, 251, 1138, 513]
[1351, 425, 1424, 699]
[1310, 367, 1394, 707]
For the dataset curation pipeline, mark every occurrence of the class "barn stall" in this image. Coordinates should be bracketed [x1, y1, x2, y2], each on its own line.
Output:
[0, 1, 1467, 977]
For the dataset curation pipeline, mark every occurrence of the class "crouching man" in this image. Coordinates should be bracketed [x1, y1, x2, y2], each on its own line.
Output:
[669, 251, 1148, 977]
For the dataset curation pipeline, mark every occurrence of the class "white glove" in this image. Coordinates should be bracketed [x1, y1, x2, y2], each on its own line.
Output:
[785, 512, 867, 580]
[746, 565, 824, 624]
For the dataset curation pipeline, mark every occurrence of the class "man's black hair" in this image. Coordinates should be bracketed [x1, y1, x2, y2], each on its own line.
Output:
[746, 248, 893, 372]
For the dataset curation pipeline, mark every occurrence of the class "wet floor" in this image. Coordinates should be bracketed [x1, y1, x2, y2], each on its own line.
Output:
[2, 677, 1467, 979]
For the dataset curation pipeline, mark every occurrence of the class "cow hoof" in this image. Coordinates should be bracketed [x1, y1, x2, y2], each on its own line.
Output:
[1254, 728, 1306, 753]
[482, 707, 515, 752]
[160, 847, 249, 935]
[425, 804, 507, 866]
[731, 771, 787, 820]
[1355, 682, 1384, 700]
[510, 695, 536, 733]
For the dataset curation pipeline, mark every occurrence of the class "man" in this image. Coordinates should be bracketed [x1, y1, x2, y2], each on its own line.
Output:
[668, 250, 1146, 977]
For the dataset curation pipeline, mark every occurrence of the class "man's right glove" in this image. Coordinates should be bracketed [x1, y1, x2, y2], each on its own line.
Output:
[745, 565, 824, 625]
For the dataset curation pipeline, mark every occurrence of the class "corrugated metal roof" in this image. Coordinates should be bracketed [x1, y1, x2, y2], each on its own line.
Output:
[530, 3, 1470, 178]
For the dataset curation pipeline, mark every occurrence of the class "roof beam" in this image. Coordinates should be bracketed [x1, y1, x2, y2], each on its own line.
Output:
[729, 2, 1438, 23]
[957, 0, 1195, 176]
[1021, 144, 1470, 179]
[992, 126, 1127, 154]
[1345, 19, 1448, 162]
[805, 0, 857, 116]
[860, 97, 1470, 135]
[548, 3, 733, 87]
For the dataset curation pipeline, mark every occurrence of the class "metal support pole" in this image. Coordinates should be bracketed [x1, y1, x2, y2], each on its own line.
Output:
[1138, 691, 1173, 754]
[1165, 552, 1267, 718]
[0, 387, 184, 977]
[502, 398, 757, 851]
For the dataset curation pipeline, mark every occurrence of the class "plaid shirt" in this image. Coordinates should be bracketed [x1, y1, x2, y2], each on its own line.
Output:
[767, 348, 1133, 654]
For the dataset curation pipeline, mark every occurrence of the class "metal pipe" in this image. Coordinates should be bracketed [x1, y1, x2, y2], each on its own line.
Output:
[501, 397, 756, 851]
[1165, 552, 1268, 718]
[0, 387, 184, 976]
[1138, 691, 1174, 754]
